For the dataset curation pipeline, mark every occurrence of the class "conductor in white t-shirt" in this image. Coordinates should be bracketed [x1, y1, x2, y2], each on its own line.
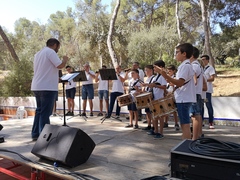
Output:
[31, 38, 68, 141]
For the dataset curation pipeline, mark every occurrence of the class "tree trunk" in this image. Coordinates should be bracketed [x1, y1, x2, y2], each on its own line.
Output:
[0, 26, 19, 62]
[98, 42, 103, 67]
[175, 0, 182, 44]
[107, 0, 120, 68]
[200, 0, 215, 67]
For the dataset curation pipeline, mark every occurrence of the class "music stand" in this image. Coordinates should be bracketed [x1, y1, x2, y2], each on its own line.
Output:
[99, 69, 119, 124]
[60, 72, 79, 126]
[72, 71, 88, 121]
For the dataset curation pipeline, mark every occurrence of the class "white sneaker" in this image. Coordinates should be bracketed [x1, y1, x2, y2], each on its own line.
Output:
[209, 123, 215, 129]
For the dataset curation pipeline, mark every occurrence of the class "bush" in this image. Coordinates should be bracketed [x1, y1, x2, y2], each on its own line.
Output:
[2, 58, 33, 97]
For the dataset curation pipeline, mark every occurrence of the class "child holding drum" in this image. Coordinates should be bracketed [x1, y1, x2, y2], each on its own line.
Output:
[125, 69, 142, 129]
[164, 65, 180, 131]
[141, 65, 155, 131]
[154, 43, 196, 139]
[144, 60, 167, 139]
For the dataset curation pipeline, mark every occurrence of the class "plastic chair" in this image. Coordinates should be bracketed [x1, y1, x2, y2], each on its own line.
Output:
[16, 106, 28, 119]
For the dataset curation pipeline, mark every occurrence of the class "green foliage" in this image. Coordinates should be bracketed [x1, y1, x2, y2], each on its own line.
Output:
[1, 58, 33, 97]
[127, 25, 178, 65]
[1, 0, 240, 97]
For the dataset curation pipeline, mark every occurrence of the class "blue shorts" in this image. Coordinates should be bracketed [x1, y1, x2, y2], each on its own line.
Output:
[176, 103, 192, 124]
[82, 84, 94, 100]
[128, 102, 137, 111]
[189, 94, 202, 116]
[98, 90, 109, 100]
[66, 87, 76, 99]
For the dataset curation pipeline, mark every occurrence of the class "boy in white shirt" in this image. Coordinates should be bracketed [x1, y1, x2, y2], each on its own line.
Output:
[189, 47, 204, 139]
[95, 65, 109, 116]
[154, 43, 196, 139]
[125, 69, 142, 129]
[144, 60, 167, 139]
[65, 66, 76, 116]
[201, 55, 216, 129]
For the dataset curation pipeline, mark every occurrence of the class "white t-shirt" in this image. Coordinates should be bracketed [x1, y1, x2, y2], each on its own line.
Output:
[174, 59, 196, 103]
[204, 64, 215, 93]
[129, 78, 142, 101]
[145, 75, 155, 92]
[98, 74, 108, 91]
[31, 47, 62, 91]
[166, 75, 175, 93]
[191, 60, 203, 95]
[66, 79, 76, 90]
[152, 74, 167, 100]
[82, 70, 95, 85]
[112, 71, 125, 93]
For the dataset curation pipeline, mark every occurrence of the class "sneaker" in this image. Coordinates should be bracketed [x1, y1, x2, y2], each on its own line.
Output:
[81, 112, 87, 117]
[163, 122, 168, 128]
[147, 130, 156, 135]
[90, 112, 93, 116]
[154, 133, 164, 139]
[175, 124, 180, 131]
[65, 111, 71, 116]
[209, 123, 215, 129]
[133, 124, 139, 129]
[115, 116, 120, 119]
[142, 126, 151, 130]
[97, 112, 103, 116]
[125, 124, 133, 128]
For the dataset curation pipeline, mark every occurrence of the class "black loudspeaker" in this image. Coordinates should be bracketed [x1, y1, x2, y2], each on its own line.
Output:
[31, 124, 95, 167]
[171, 140, 240, 180]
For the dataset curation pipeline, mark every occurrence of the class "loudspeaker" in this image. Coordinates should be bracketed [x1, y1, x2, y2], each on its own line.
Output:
[171, 140, 240, 180]
[31, 124, 95, 167]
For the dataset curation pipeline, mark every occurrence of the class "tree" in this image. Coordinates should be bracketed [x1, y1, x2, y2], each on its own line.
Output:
[200, 0, 215, 67]
[0, 25, 19, 62]
[107, 0, 121, 67]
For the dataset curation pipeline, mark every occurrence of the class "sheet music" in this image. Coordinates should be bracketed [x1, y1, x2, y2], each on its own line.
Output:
[61, 73, 79, 82]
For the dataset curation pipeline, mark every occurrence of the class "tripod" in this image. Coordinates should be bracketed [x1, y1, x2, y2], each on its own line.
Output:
[99, 69, 121, 124]
[60, 72, 80, 126]
[72, 71, 87, 121]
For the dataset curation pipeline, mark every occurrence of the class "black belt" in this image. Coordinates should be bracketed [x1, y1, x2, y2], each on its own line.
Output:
[83, 84, 93, 86]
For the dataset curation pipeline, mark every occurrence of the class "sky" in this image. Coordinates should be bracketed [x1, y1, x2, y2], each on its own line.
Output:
[0, 0, 110, 33]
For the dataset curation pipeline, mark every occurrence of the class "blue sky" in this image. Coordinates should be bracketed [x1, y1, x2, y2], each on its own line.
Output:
[0, 0, 111, 33]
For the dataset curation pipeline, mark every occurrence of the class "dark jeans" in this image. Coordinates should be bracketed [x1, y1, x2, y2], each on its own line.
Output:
[108, 92, 123, 116]
[32, 91, 58, 139]
[202, 92, 214, 123]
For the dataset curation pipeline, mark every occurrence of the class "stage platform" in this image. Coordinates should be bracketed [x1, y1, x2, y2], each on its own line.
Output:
[0, 115, 240, 180]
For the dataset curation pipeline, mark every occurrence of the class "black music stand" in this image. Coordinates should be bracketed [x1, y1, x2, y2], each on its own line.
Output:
[60, 72, 79, 126]
[73, 71, 88, 121]
[99, 69, 120, 124]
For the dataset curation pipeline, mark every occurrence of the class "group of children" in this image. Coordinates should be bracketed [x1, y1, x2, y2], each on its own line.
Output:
[124, 43, 208, 140]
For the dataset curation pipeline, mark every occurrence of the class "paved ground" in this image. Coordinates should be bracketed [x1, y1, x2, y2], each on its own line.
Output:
[0, 115, 240, 180]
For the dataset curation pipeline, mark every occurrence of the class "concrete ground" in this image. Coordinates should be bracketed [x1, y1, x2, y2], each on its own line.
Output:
[0, 115, 240, 180]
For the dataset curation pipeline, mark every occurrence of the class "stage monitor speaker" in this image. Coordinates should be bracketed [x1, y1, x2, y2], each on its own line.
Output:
[171, 139, 240, 180]
[31, 124, 95, 167]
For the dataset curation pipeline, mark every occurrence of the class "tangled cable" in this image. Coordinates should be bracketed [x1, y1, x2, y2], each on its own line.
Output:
[0, 148, 100, 180]
[189, 138, 240, 160]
